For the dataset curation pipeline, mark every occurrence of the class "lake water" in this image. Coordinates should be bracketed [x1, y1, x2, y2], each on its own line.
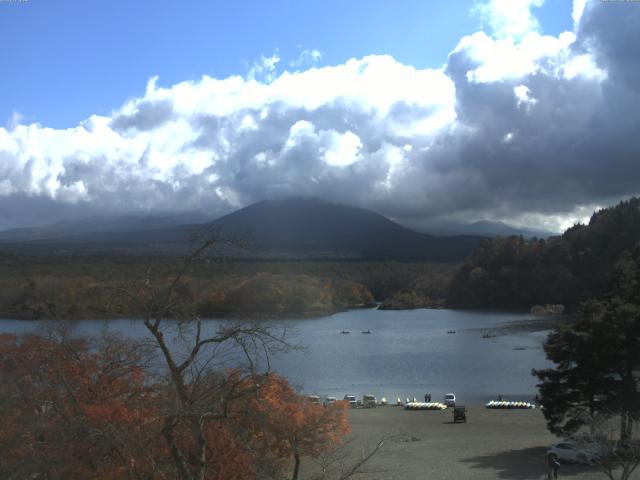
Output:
[0, 308, 552, 405]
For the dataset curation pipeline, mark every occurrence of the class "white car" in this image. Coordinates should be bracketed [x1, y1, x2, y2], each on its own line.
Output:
[444, 393, 456, 407]
[323, 396, 337, 407]
[546, 441, 602, 464]
[362, 394, 377, 408]
[343, 394, 357, 408]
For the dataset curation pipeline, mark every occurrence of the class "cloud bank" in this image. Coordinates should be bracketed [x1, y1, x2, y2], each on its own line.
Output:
[1, 0, 639, 232]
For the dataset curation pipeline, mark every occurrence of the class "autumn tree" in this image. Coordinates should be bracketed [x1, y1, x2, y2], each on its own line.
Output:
[244, 374, 350, 480]
[105, 236, 357, 480]
[0, 330, 160, 479]
[0, 237, 373, 479]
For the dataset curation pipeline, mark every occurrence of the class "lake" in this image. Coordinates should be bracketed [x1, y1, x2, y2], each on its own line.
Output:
[0, 308, 553, 405]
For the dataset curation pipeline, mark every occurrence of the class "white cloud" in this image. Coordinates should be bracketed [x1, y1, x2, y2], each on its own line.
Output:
[457, 31, 576, 84]
[514, 85, 538, 110]
[502, 131, 516, 143]
[474, 0, 545, 40]
[6, 111, 24, 130]
[289, 49, 322, 69]
[572, 0, 588, 28]
[563, 53, 606, 81]
[323, 131, 362, 167]
[247, 53, 281, 83]
[1, 0, 639, 231]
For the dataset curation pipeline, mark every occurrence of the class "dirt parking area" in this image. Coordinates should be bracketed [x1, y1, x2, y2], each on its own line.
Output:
[303, 405, 637, 480]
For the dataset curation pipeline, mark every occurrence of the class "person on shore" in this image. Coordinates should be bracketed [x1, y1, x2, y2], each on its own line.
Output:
[424, 393, 429, 402]
[546, 454, 560, 479]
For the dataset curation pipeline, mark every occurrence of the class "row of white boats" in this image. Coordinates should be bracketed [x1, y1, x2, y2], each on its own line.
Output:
[485, 400, 536, 409]
[402, 400, 537, 410]
[404, 402, 449, 410]
[315, 395, 537, 410]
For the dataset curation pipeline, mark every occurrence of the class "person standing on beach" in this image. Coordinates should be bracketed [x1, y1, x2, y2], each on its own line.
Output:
[546, 454, 560, 479]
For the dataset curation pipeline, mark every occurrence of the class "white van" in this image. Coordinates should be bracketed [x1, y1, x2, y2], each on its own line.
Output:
[343, 394, 357, 408]
[444, 393, 456, 407]
[362, 394, 377, 408]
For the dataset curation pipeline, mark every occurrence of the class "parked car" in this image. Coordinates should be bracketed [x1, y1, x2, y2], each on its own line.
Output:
[307, 395, 321, 405]
[343, 394, 357, 408]
[546, 441, 602, 464]
[362, 394, 377, 408]
[444, 393, 456, 407]
[323, 396, 337, 407]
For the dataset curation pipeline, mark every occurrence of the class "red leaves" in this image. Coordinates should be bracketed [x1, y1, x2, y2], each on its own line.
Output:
[207, 291, 226, 303]
[246, 374, 351, 460]
[0, 335, 351, 479]
[0, 333, 159, 479]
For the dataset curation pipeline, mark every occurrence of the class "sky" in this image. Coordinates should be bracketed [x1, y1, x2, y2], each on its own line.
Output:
[0, 0, 638, 232]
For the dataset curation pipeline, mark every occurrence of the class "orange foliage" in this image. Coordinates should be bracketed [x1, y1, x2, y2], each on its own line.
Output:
[248, 374, 350, 460]
[204, 423, 256, 480]
[0, 333, 162, 479]
[0, 335, 351, 480]
[207, 290, 226, 303]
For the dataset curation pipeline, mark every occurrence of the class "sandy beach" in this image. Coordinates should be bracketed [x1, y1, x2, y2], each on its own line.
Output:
[303, 405, 638, 480]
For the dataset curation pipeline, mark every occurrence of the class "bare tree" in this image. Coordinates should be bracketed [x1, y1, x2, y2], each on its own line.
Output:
[309, 436, 394, 480]
[572, 412, 640, 480]
[106, 237, 292, 480]
[101, 235, 387, 480]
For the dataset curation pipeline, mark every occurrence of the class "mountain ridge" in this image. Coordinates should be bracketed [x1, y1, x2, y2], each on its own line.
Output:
[0, 198, 484, 262]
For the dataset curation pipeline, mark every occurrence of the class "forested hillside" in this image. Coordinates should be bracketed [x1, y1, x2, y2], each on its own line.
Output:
[0, 255, 457, 320]
[448, 197, 640, 309]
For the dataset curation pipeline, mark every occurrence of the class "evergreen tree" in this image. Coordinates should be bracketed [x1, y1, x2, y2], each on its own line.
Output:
[533, 248, 640, 440]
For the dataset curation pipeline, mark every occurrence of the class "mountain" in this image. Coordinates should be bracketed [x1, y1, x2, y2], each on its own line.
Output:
[0, 198, 483, 262]
[462, 220, 554, 238]
[407, 219, 555, 238]
[0, 213, 207, 243]
[205, 198, 482, 261]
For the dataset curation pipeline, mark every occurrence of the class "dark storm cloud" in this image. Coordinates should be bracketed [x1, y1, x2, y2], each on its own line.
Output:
[402, 0, 640, 226]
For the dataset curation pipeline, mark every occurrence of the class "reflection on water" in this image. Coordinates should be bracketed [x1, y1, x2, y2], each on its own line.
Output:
[0, 308, 553, 405]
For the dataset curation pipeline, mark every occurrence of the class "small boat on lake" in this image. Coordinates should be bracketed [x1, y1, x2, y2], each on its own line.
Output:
[340, 330, 350, 334]
[362, 330, 371, 334]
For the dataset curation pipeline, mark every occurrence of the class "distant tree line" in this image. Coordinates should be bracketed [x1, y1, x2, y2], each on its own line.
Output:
[0, 256, 457, 320]
[448, 197, 640, 310]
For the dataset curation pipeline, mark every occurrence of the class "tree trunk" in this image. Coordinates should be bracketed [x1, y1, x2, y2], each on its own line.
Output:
[621, 411, 630, 441]
[193, 417, 207, 480]
[291, 452, 301, 480]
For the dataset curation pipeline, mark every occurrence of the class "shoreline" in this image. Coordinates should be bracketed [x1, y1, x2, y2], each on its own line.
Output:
[0, 305, 562, 324]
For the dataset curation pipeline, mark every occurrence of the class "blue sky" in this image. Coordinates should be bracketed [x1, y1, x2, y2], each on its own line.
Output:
[1, 0, 571, 128]
[2, 0, 639, 232]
